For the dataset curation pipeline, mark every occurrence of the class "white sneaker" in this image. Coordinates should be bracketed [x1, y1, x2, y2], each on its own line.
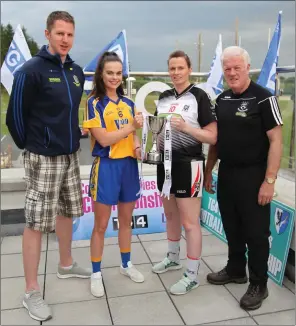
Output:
[152, 256, 182, 274]
[90, 272, 104, 297]
[170, 273, 199, 295]
[120, 261, 145, 283]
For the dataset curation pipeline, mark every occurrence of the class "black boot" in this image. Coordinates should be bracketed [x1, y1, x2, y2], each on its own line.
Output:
[207, 267, 248, 285]
[240, 283, 268, 310]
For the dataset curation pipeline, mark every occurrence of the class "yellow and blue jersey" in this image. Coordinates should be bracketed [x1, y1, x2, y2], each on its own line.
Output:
[83, 94, 136, 159]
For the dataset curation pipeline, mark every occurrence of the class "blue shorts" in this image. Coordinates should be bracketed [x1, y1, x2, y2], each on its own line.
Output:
[89, 156, 140, 205]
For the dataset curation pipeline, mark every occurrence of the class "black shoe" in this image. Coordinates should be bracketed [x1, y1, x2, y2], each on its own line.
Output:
[207, 267, 248, 285]
[240, 284, 269, 310]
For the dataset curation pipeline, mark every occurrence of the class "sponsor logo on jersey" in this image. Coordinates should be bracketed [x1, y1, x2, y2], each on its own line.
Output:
[49, 77, 61, 83]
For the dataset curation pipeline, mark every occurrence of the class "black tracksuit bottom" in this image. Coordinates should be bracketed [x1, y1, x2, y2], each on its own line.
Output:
[217, 161, 271, 286]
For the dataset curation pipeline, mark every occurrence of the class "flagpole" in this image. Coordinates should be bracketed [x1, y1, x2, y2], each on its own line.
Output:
[289, 97, 295, 170]
[197, 33, 203, 82]
[235, 18, 239, 46]
[123, 29, 131, 98]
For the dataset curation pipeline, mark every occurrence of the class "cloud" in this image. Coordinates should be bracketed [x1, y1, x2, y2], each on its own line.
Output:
[1, 1, 294, 72]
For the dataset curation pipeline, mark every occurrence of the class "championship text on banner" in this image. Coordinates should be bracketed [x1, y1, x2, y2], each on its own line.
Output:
[200, 173, 295, 286]
[73, 176, 166, 240]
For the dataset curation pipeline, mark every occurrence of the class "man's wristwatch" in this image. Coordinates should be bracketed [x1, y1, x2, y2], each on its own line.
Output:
[265, 177, 277, 184]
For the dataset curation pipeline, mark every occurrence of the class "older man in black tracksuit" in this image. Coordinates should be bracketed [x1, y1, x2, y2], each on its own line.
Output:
[204, 46, 283, 310]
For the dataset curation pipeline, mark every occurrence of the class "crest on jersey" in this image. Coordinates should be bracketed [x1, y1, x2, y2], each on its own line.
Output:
[236, 101, 249, 117]
[73, 75, 80, 87]
[182, 105, 190, 112]
[238, 101, 249, 112]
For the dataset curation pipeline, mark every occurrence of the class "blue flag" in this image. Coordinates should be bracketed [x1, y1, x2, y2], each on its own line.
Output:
[257, 11, 282, 95]
[84, 30, 129, 93]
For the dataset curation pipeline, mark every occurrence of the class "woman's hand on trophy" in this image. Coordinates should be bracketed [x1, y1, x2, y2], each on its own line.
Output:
[134, 147, 142, 160]
[171, 116, 187, 132]
[133, 112, 144, 129]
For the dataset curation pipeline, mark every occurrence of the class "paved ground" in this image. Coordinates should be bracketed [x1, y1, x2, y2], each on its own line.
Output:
[1, 228, 295, 325]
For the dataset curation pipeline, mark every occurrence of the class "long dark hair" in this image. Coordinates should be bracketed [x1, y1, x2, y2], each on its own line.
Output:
[89, 51, 124, 100]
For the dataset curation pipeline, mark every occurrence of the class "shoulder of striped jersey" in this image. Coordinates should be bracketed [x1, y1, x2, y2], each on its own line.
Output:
[121, 95, 135, 107]
[87, 96, 100, 109]
[253, 82, 273, 100]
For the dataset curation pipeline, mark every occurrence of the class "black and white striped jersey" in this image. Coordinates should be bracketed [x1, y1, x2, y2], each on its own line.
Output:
[215, 80, 283, 166]
[155, 84, 216, 162]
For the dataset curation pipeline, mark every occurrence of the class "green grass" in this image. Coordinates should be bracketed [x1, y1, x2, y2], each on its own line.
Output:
[278, 99, 294, 169]
[1, 91, 9, 136]
[1, 91, 294, 170]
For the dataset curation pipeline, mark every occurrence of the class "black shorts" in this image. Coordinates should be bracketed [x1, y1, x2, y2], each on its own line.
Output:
[157, 160, 204, 198]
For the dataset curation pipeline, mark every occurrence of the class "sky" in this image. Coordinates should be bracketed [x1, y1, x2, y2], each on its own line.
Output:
[1, 1, 295, 72]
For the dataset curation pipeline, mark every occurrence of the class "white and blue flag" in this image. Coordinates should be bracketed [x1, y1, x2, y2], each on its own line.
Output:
[257, 11, 282, 95]
[1, 24, 32, 95]
[84, 30, 129, 93]
[196, 34, 223, 100]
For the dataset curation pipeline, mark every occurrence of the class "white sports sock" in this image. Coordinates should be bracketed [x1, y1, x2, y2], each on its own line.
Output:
[60, 264, 73, 270]
[185, 256, 201, 281]
[167, 238, 180, 262]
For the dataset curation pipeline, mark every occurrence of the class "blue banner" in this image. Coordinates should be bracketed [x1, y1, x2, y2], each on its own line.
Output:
[83, 30, 129, 94]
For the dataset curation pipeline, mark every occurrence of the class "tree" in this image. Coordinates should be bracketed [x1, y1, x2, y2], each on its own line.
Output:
[1, 23, 14, 65]
[22, 26, 39, 56]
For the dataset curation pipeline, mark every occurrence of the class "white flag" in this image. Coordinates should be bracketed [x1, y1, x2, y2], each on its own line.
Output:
[196, 34, 223, 100]
[1, 24, 32, 95]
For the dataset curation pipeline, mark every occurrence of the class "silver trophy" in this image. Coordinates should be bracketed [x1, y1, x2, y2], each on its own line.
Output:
[144, 116, 166, 165]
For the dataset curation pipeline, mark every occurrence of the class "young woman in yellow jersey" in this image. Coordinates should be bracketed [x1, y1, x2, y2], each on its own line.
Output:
[83, 52, 144, 297]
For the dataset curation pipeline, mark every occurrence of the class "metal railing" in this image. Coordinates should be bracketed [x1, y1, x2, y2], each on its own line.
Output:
[84, 65, 295, 77]
[1, 66, 295, 179]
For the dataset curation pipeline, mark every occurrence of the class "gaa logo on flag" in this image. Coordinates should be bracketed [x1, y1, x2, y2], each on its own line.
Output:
[5, 40, 27, 75]
[274, 208, 290, 235]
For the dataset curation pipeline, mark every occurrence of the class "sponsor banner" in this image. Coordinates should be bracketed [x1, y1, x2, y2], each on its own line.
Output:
[201, 173, 295, 286]
[73, 176, 166, 240]
[73, 172, 294, 286]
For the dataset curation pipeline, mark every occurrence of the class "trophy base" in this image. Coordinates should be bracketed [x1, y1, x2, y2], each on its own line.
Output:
[143, 152, 163, 165]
